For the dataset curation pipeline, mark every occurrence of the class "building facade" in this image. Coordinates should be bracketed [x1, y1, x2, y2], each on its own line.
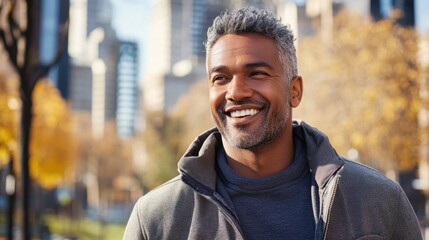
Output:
[39, 0, 71, 98]
[68, 0, 119, 137]
[116, 41, 139, 138]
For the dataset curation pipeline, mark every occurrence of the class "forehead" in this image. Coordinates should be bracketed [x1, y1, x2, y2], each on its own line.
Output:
[207, 33, 280, 69]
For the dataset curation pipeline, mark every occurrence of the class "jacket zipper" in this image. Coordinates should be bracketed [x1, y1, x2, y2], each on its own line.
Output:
[322, 176, 340, 240]
[208, 194, 246, 239]
[181, 173, 246, 239]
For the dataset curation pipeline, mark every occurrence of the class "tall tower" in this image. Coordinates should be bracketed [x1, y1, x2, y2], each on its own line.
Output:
[68, 0, 119, 130]
[143, 0, 230, 114]
[86, 0, 119, 120]
[116, 41, 139, 138]
[39, 0, 70, 99]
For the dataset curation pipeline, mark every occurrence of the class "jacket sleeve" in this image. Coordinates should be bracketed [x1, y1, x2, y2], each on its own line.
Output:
[391, 182, 423, 239]
[123, 199, 146, 240]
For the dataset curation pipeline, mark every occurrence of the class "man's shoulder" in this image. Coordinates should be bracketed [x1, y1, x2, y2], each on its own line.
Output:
[137, 175, 192, 205]
[330, 158, 422, 239]
[132, 175, 196, 220]
[340, 159, 401, 193]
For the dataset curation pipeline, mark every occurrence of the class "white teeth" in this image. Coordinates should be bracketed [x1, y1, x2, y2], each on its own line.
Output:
[230, 109, 259, 118]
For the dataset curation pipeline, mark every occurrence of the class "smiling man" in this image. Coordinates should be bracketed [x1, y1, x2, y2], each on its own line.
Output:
[123, 6, 422, 240]
[208, 32, 300, 178]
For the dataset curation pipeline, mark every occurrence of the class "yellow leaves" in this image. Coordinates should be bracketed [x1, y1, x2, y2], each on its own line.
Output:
[30, 79, 77, 189]
[0, 72, 77, 189]
[0, 147, 9, 165]
[0, 74, 20, 167]
[298, 10, 422, 171]
[350, 132, 364, 148]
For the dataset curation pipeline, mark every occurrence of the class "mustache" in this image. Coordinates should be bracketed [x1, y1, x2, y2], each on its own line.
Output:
[219, 99, 268, 112]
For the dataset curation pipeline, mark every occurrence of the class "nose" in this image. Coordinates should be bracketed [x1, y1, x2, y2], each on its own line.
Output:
[225, 76, 253, 101]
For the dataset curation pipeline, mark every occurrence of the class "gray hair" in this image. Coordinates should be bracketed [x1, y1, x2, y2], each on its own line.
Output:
[205, 6, 298, 81]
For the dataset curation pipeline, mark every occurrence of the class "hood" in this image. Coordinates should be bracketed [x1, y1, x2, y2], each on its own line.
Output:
[293, 120, 345, 188]
[178, 121, 344, 191]
[178, 128, 221, 191]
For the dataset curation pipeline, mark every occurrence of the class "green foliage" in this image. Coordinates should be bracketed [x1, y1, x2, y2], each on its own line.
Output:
[45, 215, 126, 240]
[297, 10, 422, 171]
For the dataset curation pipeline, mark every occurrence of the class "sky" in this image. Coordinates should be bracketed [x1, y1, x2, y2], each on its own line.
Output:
[111, 0, 149, 40]
[111, 0, 150, 76]
[416, 0, 429, 34]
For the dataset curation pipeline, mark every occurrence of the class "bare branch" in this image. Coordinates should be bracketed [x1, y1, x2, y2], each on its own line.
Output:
[7, 0, 22, 39]
[0, 0, 21, 69]
[0, 29, 19, 70]
[7, 0, 22, 43]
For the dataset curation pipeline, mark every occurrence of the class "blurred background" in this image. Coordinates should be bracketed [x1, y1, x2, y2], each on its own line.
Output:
[0, 0, 429, 239]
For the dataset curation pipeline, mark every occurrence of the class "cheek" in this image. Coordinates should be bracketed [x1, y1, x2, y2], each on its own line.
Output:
[209, 88, 225, 110]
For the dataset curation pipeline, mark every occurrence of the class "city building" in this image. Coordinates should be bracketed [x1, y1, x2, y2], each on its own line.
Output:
[68, 0, 119, 135]
[116, 41, 139, 138]
[68, 0, 123, 214]
[142, 0, 219, 113]
[69, 64, 93, 112]
[39, 0, 71, 99]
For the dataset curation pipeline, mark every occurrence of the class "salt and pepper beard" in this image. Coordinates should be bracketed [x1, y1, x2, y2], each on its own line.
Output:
[213, 92, 290, 151]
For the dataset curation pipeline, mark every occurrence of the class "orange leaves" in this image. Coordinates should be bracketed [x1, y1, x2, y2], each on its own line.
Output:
[30, 79, 77, 189]
[0, 74, 20, 166]
[297, 10, 422, 171]
[0, 72, 77, 189]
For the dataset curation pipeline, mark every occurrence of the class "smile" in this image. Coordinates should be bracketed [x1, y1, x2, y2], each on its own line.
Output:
[230, 109, 259, 118]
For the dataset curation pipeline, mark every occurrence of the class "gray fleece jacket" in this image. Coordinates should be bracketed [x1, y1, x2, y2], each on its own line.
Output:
[123, 121, 422, 240]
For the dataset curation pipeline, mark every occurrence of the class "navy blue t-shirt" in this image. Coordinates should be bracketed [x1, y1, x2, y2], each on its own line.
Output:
[215, 135, 315, 240]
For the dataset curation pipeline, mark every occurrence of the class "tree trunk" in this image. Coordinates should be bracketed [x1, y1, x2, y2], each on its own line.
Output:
[20, 94, 33, 239]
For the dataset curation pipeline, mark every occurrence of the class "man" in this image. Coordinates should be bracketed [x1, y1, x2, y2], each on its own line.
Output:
[124, 6, 422, 240]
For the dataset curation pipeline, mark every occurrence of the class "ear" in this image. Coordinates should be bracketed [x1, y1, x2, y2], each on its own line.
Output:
[290, 76, 303, 108]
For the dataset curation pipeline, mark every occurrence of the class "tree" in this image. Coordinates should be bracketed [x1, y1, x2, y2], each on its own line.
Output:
[92, 121, 133, 204]
[138, 80, 214, 190]
[73, 113, 134, 213]
[30, 79, 77, 189]
[138, 110, 181, 189]
[171, 80, 215, 154]
[296, 11, 422, 171]
[0, 0, 69, 237]
[0, 72, 19, 166]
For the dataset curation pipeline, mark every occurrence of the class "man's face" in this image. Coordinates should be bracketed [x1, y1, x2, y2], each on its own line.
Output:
[207, 33, 293, 150]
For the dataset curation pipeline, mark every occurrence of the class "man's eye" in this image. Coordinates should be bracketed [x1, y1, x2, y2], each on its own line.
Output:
[250, 71, 268, 77]
[213, 76, 228, 82]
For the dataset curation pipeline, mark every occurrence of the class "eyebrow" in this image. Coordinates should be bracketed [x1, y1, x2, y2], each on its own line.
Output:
[244, 61, 274, 70]
[208, 65, 227, 76]
[208, 61, 274, 75]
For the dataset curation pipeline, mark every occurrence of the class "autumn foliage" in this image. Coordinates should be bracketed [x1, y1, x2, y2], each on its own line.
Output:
[29, 80, 78, 189]
[0, 73, 19, 166]
[297, 11, 423, 171]
[0, 77, 77, 189]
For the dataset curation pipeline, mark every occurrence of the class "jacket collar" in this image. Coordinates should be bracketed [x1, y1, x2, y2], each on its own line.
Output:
[178, 121, 345, 191]
[293, 120, 345, 189]
[178, 128, 220, 191]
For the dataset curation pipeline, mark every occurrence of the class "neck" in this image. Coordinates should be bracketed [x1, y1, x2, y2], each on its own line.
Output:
[222, 125, 294, 178]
